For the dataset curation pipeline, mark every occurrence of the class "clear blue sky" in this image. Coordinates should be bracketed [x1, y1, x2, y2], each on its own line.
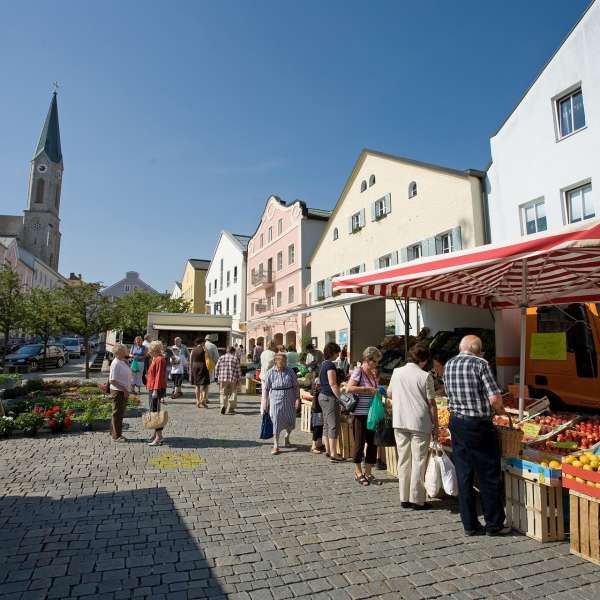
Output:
[0, 0, 591, 292]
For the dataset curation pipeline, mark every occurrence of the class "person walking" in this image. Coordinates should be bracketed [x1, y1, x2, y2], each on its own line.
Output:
[262, 352, 300, 455]
[109, 344, 131, 443]
[317, 342, 343, 462]
[285, 345, 300, 370]
[445, 335, 510, 536]
[146, 341, 167, 446]
[252, 342, 264, 363]
[204, 336, 220, 382]
[170, 346, 186, 399]
[189, 339, 210, 407]
[346, 346, 383, 486]
[388, 343, 439, 509]
[129, 336, 147, 394]
[215, 347, 242, 415]
[142, 334, 152, 351]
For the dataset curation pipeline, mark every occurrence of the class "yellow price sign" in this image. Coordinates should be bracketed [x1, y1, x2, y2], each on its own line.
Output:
[530, 332, 567, 361]
[148, 451, 206, 471]
[522, 422, 542, 437]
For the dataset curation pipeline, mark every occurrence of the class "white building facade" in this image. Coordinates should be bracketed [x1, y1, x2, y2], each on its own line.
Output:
[205, 231, 251, 346]
[486, 0, 600, 385]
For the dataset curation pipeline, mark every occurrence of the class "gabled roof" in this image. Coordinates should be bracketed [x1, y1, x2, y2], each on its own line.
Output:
[233, 233, 252, 250]
[34, 92, 62, 163]
[188, 259, 211, 270]
[101, 272, 159, 295]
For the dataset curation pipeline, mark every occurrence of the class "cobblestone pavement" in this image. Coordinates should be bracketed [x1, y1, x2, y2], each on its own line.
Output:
[2, 384, 600, 600]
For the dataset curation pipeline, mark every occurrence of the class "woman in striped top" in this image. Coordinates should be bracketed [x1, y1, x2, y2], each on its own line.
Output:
[346, 346, 383, 486]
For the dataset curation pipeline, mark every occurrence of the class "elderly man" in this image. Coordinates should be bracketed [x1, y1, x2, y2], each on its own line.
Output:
[215, 347, 242, 415]
[445, 335, 510, 536]
[204, 336, 220, 382]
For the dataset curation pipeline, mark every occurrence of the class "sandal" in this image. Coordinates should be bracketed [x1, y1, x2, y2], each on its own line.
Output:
[310, 448, 324, 454]
[355, 474, 370, 486]
[271, 448, 280, 455]
[366, 475, 382, 486]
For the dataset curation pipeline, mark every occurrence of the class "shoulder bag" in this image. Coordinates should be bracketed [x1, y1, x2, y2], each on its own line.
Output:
[142, 396, 169, 429]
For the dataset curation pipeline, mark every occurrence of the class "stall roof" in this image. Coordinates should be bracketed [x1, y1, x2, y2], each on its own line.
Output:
[152, 324, 231, 332]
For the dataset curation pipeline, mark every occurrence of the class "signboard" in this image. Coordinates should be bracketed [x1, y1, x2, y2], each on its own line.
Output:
[522, 423, 542, 437]
[553, 441, 578, 449]
[530, 332, 567, 361]
[338, 328, 348, 346]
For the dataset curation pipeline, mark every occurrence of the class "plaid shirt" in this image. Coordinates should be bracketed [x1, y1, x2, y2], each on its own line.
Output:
[215, 353, 242, 384]
[444, 352, 501, 418]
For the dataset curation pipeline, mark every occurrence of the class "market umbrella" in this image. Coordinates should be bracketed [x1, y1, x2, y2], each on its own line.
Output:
[332, 220, 600, 418]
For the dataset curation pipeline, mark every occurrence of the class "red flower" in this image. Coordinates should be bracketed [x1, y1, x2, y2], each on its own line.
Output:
[52, 406, 61, 412]
[66, 409, 74, 416]
[44, 410, 53, 417]
[33, 406, 41, 414]
[48, 419, 57, 428]
[64, 418, 72, 428]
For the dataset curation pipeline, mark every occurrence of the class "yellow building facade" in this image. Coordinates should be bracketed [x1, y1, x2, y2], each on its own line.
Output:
[181, 259, 210, 313]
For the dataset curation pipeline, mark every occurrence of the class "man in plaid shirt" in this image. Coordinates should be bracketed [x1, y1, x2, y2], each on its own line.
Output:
[215, 347, 243, 415]
[445, 335, 510, 537]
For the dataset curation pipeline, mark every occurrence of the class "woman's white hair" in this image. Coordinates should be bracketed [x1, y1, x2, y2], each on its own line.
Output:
[113, 343, 128, 358]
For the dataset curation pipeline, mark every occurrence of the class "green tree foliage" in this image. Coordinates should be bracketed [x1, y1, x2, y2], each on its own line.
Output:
[0, 264, 26, 363]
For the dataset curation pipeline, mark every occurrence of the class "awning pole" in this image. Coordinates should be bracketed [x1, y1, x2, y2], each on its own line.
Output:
[404, 296, 410, 360]
[518, 259, 528, 420]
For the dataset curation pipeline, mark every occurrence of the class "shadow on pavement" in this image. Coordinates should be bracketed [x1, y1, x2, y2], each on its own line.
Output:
[0, 488, 225, 598]
[163, 436, 263, 449]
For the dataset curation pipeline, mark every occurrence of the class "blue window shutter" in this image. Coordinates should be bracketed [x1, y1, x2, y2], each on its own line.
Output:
[391, 251, 399, 266]
[370, 202, 377, 221]
[451, 226, 463, 251]
[360, 208, 366, 228]
[348, 216, 353, 234]
[384, 194, 391, 215]
[400, 247, 408, 263]
[423, 237, 436, 256]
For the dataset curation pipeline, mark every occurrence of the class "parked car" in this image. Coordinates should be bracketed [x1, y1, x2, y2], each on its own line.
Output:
[55, 344, 71, 364]
[4, 344, 66, 370]
[59, 337, 84, 358]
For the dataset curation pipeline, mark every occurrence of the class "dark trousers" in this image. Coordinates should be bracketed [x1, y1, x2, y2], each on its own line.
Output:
[449, 415, 505, 532]
[148, 390, 165, 432]
[172, 373, 183, 387]
[312, 425, 323, 442]
[110, 391, 127, 439]
[352, 415, 378, 465]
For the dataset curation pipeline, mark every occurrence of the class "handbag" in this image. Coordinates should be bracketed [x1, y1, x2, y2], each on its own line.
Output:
[259, 412, 273, 439]
[366, 391, 385, 430]
[374, 417, 396, 447]
[338, 391, 358, 413]
[130, 358, 140, 373]
[142, 408, 169, 429]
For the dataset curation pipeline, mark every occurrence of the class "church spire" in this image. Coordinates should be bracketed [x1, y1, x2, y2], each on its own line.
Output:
[33, 91, 62, 163]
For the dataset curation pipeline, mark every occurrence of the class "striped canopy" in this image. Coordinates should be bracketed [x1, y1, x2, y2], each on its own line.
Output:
[332, 220, 600, 310]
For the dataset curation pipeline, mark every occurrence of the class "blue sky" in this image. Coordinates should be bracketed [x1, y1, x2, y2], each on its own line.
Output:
[0, 0, 591, 292]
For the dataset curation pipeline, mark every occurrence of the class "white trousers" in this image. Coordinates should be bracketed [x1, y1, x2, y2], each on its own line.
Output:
[394, 429, 431, 505]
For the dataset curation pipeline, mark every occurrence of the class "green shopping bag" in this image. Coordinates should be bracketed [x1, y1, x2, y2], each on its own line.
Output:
[366, 391, 385, 430]
[130, 358, 140, 373]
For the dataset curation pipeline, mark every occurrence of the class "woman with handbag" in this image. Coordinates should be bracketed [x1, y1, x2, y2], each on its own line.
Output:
[346, 346, 383, 486]
[317, 342, 343, 463]
[129, 336, 147, 394]
[189, 339, 210, 408]
[146, 341, 168, 446]
[387, 343, 439, 509]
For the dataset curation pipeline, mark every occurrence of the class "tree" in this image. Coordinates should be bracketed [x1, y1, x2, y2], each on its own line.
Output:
[0, 263, 26, 364]
[112, 290, 191, 341]
[62, 283, 114, 379]
[23, 287, 66, 371]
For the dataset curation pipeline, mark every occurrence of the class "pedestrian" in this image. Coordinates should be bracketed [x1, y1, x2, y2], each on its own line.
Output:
[146, 341, 167, 446]
[336, 345, 350, 375]
[215, 347, 242, 415]
[445, 335, 510, 536]
[108, 344, 131, 443]
[431, 353, 448, 395]
[304, 343, 323, 370]
[189, 338, 210, 407]
[142, 334, 152, 350]
[285, 345, 300, 370]
[129, 336, 147, 394]
[235, 344, 244, 361]
[346, 346, 383, 486]
[170, 346, 186, 399]
[262, 352, 300, 455]
[260, 341, 276, 382]
[388, 343, 439, 509]
[317, 342, 343, 462]
[252, 341, 264, 363]
[204, 336, 220, 381]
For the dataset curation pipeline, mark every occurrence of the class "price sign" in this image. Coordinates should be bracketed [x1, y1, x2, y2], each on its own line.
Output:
[553, 441, 578, 449]
[522, 423, 542, 437]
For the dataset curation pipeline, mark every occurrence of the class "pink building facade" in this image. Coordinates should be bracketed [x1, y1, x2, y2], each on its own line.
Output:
[246, 196, 329, 352]
[0, 237, 33, 290]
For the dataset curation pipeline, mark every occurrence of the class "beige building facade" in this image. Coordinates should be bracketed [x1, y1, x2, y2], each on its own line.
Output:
[308, 149, 492, 357]
[181, 259, 210, 313]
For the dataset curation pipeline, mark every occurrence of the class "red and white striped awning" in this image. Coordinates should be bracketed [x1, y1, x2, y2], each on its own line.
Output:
[332, 220, 600, 310]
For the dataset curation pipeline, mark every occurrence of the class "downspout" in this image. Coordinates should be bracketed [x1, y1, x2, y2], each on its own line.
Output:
[480, 175, 492, 245]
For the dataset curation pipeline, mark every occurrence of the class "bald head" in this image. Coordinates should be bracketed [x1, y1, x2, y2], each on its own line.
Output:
[459, 335, 482, 356]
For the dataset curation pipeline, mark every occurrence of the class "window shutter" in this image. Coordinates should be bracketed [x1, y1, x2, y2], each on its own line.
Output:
[374, 258, 380, 270]
[360, 208, 366, 227]
[370, 202, 377, 221]
[348, 216, 353, 234]
[313, 283, 319, 301]
[435, 236, 443, 255]
[384, 193, 391, 215]
[451, 226, 463, 251]
[391, 251, 399, 266]
[360, 263, 366, 272]
[325, 277, 332, 298]
[400, 247, 408, 263]
[423, 237, 436, 256]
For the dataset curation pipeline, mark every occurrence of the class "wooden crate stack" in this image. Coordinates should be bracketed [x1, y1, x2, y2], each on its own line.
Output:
[336, 415, 354, 459]
[300, 400, 312, 433]
[569, 491, 600, 565]
[385, 445, 398, 478]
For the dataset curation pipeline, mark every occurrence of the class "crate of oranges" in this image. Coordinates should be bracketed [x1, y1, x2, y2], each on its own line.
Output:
[562, 452, 600, 499]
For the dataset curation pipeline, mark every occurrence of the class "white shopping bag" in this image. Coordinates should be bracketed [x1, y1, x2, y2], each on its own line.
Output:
[434, 445, 458, 496]
[424, 448, 443, 498]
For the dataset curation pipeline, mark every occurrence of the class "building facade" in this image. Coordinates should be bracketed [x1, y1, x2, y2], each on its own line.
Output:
[246, 196, 330, 352]
[205, 231, 251, 345]
[101, 271, 158, 301]
[486, 0, 600, 385]
[309, 149, 492, 356]
[0, 237, 33, 290]
[181, 259, 210, 313]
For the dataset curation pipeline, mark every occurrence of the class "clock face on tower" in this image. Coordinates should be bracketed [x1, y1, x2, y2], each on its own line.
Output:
[37, 164, 47, 173]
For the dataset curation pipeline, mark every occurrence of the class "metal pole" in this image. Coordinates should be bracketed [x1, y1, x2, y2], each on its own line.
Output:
[404, 296, 410, 360]
[518, 259, 528, 420]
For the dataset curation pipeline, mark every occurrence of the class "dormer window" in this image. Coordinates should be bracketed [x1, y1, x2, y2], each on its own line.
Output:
[360, 180, 367, 193]
[408, 181, 417, 198]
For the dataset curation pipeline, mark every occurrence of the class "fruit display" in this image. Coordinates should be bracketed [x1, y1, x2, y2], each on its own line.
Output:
[438, 407, 449, 427]
[437, 426, 450, 446]
[515, 413, 576, 436]
[556, 417, 600, 449]
[562, 452, 600, 498]
[493, 415, 513, 428]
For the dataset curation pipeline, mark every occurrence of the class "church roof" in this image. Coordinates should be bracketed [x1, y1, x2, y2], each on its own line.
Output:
[34, 92, 62, 163]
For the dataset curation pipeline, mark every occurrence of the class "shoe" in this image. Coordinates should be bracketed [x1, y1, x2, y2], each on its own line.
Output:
[411, 502, 432, 510]
[220, 406, 226, 415]
[271, 448, 280, 455]
[464, 526, 485, 537]
[148, 439, 163, 446]
[400, 502, 413, 509]
[113, 437, 128, 443]
[226, 410, 236, 415]
[329, 456, 344, 463]
[486, 526, 512, 536]
[376, 460, 387, 471]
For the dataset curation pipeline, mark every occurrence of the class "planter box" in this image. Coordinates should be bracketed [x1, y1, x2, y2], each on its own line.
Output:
[504, 469, 565, 542]
[300, 400, 311, 433]
[569, 490, 600, 566]
[503, 457, 562, 487]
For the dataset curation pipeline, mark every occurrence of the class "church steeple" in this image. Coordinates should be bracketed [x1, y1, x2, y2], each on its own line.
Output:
[33, 91, 62, 163]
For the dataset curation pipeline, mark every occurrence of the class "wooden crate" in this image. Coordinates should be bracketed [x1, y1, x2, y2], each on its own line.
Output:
[243, 378, 261, 395]
[569, 490, 600, 566]
[336, 416, 354, 459]
[385, 445, 398, 478]
[504, 469, 565, 542]
[300, 400, 312, 433]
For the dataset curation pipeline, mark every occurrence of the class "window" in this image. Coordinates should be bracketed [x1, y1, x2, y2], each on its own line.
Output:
[220, 258, 224, 290]
[316, 280, 326, 301]
[233, 266, 238, 283]
[276, 291, 282, 307]
[351, 212, 361, 232]
[226, 297, 230, 315]
[226, 271, 231, 287]
[437, 233, 453, 254]
[268, 226, 273, 242]
[233, 294, 237, 314]
[408, 244, 422, 261]
[124, 284, 131, 292]
[566, 183, 594, 224]
[277, 219, 283, 235]
[288, 244, 295, 265]
[214, 279, 217, 293]
[557, 88, 585, 138]
[377, 254, 393, 269]
[521, 199, 547, 235]
[288, 286, 294, 304]
[333, 227, 339, 241]
[46, 224, 53, 246]
[360, 180, 367, 192]
[277, 251, 283, 271]
[408, 181, 417, 198]
[35, 178, 45, 204]
[251, 303, 255, 316]
[372, 194, 391, 221]
[260, 234, 264, 248]
[349, 265, 361, 274]
[54, 181, 61, 209]
[369, 174, 376, 187]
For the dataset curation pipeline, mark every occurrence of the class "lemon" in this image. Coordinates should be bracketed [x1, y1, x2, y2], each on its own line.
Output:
[564, 455, 576, 464]
[565, 473, 574, 480]
[587, 481, 596, 488]
[580, 455, 590, 465]
[541, 461, 549, 467]
[549, 460, 562, 469]
[572, 460, 583, 468]
[583, 464, 593, 471]
[576, 476, 585, 483]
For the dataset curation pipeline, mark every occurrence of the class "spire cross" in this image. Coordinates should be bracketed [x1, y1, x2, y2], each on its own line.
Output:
[52, 81, 60, 93]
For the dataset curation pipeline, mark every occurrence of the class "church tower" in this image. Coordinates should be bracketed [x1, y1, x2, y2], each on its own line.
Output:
[21, 91, 63, 271]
